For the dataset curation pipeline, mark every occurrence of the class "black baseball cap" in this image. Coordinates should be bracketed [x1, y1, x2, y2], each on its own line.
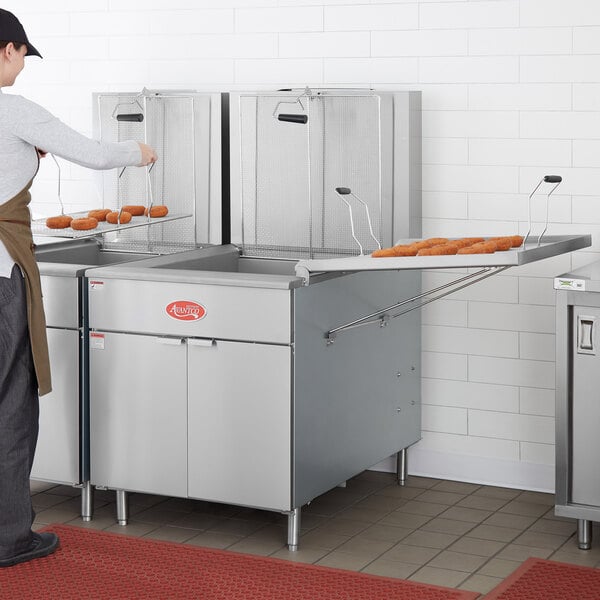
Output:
[0, 9, 42, 58]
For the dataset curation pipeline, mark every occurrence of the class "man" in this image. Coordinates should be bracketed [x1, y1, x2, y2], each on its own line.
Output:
[0, 9, 157, 567]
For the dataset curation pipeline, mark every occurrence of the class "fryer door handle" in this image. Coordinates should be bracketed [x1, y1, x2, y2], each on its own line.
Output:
[187, 338, 215, 347]
[577, 316, 595, 354]
[155, 337, 185, 345]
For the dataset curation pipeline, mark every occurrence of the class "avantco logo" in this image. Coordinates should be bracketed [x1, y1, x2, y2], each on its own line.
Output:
[165, 300, 206, 321]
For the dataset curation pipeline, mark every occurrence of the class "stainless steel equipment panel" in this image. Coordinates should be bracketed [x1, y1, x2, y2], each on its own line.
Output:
[40, 275, 79, 329]
[555, 264, 600, 549]
[571, 305, 600, 506]
[188, 340, 291, 511]
[90, 331, 188, 497]
[293, 269, 421, 506]
[87, 278, 292, 345]
[31, 329, 80, 484]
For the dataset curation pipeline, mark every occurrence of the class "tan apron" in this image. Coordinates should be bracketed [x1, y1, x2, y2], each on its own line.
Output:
[0, 179, 51, 396]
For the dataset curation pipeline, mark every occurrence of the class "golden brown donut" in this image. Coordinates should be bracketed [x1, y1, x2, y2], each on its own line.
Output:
[461, 237, 486, 245]
[71, 217, 98, 231]
[46, 215, 73, 229]
[488, 236, 512, 251]
[122, 205, 145, 216]
[106, 211, 132, 225]
[372, 247, 396, 257]
[424, 237, 449, 246]
[372, 244, 419, 258]
[88, 209, 111, 222]
[417, 243, 459, 256]
[451, 238, 480, 249]
[412, 238, 449, 250]
[144, 205, 169, 218]
[510, 235, 524, 247]
[457, 241, 497, 254]
[392, 245, 419, 256]
[450, 239, 472, 249]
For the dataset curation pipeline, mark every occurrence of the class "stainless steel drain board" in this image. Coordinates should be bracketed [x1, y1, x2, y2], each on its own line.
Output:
[295, 235, 591, 283]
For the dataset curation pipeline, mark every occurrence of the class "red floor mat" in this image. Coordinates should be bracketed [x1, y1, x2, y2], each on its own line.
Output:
[485, 557, 600, 599]
[0, 524, 479, 600]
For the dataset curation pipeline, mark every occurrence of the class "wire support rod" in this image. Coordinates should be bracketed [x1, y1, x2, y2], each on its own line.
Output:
[325, 266, 510, 344]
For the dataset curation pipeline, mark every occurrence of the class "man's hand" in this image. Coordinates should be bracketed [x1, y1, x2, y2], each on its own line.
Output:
[137, 143, 158, 167]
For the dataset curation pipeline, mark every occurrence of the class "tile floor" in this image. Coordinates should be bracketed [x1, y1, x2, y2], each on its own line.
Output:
[31, 472, 600, 596]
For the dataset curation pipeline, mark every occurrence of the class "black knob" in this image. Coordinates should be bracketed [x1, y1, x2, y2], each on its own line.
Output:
[116, 113, 144, 122]
[277, 114, 308, 124]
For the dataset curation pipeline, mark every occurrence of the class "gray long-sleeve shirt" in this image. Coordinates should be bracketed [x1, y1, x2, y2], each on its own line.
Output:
[0, 89, 141, 276]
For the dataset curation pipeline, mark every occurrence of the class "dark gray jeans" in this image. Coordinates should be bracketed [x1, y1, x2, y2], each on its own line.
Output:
[0, 265, 38, 559]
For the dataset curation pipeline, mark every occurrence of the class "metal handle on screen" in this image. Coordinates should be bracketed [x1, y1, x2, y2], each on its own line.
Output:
[116, 163, 155, 220]
[118, 160, 155, 181]
[524, 175, 562, 247]
[112, 97, 144, 122]
[272, 87, 310, 123]
[278, 114, 308, 124]
[335, 187, 381, 255]
[50, 154, 66, 216]
[116, 113, 144, 122]
[146, 162, 155, 217]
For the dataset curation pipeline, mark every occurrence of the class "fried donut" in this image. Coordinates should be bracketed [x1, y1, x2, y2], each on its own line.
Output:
[425, 237, 449, 246]
[488, 236, 512, 251]
[106, 211, 132, 225]
[372, 247, 397, 257]
[412, 237, 449, 250]
[457, 241, 497, 254]
[46, 215, 73, 229]
[88, 209, 111, 222]
[372, 244, 418, 258]
[144, 205, 169, 218]
[392, 245, 419, 256]
[70, 217, 98, 231]
[510, 235, 524, 247]
[417, 243, 459, 256]
[451, 237, 483, 249]
[121, 205, 145, 216]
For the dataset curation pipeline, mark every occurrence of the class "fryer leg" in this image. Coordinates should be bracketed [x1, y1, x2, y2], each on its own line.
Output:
[116, 489, 129, 526]
[287, 508, 301, 551]
[81, 481, 93, 522]
[396, 448, 407, 486]
[578, 519, 592, 550]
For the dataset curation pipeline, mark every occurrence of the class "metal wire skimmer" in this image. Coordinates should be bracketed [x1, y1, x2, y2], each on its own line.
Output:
[334, 187, 381, 256]
[50, 153, 66, 216]
[524, 175, 562, 247]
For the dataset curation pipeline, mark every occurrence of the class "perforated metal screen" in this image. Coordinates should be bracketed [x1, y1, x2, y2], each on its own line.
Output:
[96, 93, 199, 253]
[238, 92, 383, 259]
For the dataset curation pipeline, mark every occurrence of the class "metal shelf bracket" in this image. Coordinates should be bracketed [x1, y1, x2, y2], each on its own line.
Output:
[324, 265, 510, 344]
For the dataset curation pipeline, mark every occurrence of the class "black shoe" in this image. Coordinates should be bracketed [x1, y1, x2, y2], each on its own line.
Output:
[0, 532, 59, 568]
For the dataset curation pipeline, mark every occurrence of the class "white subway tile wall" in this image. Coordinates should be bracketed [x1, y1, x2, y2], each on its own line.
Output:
[7, 0, 599, 492]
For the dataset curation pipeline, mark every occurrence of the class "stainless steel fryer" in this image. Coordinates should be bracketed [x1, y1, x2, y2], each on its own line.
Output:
[86, 89, 423, 549]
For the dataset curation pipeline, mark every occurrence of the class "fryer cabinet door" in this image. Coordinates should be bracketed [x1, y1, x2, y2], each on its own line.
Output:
[572, 306, 600, 506]
[187, 339, 292, 511]
[31, 328, 80, 484]
[90, 331, 188, 497]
